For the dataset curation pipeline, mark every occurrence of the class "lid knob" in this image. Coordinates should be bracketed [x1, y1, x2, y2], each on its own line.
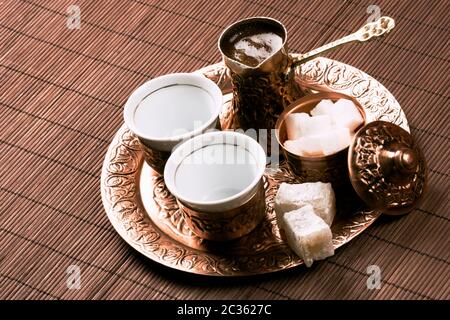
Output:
[379, 147, 419, 177]
[349, 121, 427, 215]
[394, 148, 418, 173]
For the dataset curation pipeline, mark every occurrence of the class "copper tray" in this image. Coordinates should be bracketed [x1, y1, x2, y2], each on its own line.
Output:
[101, 57, 409, 276]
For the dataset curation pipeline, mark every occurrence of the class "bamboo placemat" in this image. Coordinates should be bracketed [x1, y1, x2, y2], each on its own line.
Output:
[0, 0, 448, 300]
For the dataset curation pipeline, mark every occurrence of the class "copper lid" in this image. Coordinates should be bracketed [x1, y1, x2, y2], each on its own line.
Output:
[348, 121, 427, 215]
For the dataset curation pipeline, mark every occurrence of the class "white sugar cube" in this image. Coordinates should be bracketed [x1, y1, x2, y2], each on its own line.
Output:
[275, 182, 336, 226]
[332, 99, 364, 132]
[285, 136, 324, 157]
[320, 127, 352, 155]
[285, 113, 310, 140]
[299, 114, 333, 136]
[280, 205, 334, 267]
[283, 140, 303, 155]
[296, 128, 351, 157]
[310, 99, 334, 116]
[297, 135, 324, 156]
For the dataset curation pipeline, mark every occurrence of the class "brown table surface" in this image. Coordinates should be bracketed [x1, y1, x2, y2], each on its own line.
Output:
[0, 0, 449, 300]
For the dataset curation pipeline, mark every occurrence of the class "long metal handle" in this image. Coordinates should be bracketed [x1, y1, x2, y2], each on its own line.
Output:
[292, 16, 395, 66]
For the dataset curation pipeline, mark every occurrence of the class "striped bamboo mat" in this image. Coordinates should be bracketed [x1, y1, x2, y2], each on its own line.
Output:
[0, 0, 448, 300]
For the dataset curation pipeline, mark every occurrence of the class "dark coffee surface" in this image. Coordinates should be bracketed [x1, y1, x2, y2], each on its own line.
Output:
[222, 24, 284, 67]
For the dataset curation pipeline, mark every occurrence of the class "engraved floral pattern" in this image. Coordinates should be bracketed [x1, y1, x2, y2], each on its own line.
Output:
[229, 64, 301, 131]
[178, 182, 266, 241]
[100, 57, 406, 276]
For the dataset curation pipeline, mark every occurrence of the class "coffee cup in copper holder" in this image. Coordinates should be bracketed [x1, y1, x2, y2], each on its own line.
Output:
[123, 73, 223, 174]
[163, 131, 267, 241]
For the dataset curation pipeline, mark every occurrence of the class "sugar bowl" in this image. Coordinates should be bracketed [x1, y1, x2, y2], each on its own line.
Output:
[276, 92, 366, 189]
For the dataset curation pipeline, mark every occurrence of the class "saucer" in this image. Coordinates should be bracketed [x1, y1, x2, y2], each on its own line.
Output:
[101, 56, 409, 276]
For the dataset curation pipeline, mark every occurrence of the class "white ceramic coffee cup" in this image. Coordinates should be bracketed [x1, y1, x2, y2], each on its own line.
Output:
[123, 73, 223, 173]
[164, 131, 266, 212]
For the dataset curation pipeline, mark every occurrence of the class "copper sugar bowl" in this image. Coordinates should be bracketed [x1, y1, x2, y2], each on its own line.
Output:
[275, 92, 366, 190]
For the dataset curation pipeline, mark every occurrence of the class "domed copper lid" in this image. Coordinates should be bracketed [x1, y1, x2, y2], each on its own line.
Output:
[348, 121, 427, 215]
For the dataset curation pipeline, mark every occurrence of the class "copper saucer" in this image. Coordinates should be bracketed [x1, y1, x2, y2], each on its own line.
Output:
[101, 57, 409, 276]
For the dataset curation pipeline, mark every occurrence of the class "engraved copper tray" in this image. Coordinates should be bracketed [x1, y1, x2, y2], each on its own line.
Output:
[101, 57, 409, 276]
